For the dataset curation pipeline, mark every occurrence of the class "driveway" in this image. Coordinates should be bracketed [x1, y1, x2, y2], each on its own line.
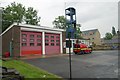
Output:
[23, 50, 118, 78]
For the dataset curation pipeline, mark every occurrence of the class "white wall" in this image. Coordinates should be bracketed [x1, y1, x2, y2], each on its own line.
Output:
[65, 39, 90, 53]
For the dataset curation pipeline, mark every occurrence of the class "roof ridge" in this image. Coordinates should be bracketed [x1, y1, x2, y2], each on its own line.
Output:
[82, 29, 98, 32]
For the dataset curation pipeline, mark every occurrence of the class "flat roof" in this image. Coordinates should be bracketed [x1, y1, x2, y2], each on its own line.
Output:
[0, 23, 64, 36]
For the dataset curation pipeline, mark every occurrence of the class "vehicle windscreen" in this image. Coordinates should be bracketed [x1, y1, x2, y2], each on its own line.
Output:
[74, 44, 80, 48]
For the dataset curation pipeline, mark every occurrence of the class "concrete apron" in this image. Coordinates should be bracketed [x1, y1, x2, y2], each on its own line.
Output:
[16, 53, 68, 60]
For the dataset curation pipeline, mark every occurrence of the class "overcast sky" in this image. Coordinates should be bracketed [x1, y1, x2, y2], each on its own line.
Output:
[0, 0, 119, 38]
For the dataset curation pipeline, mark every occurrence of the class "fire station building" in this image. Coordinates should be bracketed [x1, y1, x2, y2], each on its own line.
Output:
[1, 23, 64, 57]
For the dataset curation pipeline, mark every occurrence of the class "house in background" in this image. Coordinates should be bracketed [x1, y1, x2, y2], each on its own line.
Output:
[81, 29, 101, 46]
[101, 31, 120, 49]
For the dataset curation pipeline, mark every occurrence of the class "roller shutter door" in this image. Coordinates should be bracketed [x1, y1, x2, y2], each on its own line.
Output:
[21, 31, 42, 56]
[45, 33, 60, 55]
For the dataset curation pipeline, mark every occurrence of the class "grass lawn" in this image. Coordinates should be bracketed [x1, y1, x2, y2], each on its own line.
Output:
[1, 59, 62, 79]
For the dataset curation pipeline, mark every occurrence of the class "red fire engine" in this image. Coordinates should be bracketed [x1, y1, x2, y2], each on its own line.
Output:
[73, 40, 92, 54]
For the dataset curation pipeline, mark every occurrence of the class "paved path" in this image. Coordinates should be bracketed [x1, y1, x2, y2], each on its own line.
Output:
[23, 50, 118, 78]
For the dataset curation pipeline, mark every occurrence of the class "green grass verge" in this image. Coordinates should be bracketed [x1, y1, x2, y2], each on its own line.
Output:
[1, 59, 62, 79]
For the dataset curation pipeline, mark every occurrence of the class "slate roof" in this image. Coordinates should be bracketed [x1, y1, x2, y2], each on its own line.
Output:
[82, 29, 98, 33]
[104, 39, 119, 44]
[103, 35, 120, 44]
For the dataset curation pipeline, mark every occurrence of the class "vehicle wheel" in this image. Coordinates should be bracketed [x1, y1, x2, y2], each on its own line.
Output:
[81, 51, 84, 54]
[75, 52, 77, 54]
[77, 52, 81, 55]
[83, 51, 85, 54]
[84, 51, 87, 54]
[89, 51, 92, 53]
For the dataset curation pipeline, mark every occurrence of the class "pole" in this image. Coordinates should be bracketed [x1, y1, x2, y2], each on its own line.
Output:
[68, 32, 72, 80]
[11, 25, 14, 58]
[10, 41, 12, 57]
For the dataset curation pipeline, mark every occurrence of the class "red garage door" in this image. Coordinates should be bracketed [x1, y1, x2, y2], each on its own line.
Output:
[21, 31, 42, 56]
[45, 33, 60, 55]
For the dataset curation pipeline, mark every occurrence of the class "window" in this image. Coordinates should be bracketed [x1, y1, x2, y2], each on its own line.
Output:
[22, 43, 27, 46]
[37, 43, 41, 46]
[30, 39, 34, 42]
[37, 35, 41, 38]
[22, 38, 26, 42]
[45, 40, 49, 43]
[73, 40, 75, 42]
[56, 40, 59, 42]
[22, 34, 27, 37]
[84, 33, 87, 35]
[37, 39, 41, 42]
[30, 35, 34, 38]
[66, 40, 71, 48]
[90, 33, 92, 35]
[51, 36, 54, 38]
[30, 43, 34, 46]
[56, 36, 59, 38]
[89, 32, 93, 35]
[79, 41, 81, 43]
[56, 43, 59, 46]
[45, 35, 49, 38]
[45, 43, 49, 46]
[51, 40, 54, 42]
[51, 43, 54, 46]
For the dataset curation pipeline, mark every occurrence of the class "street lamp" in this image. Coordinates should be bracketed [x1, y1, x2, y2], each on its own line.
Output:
[65, 7, 76, 80]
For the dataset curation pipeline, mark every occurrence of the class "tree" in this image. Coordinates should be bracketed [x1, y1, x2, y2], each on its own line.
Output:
[52, 16, 66, 30]
[24, 7, 40, 25]
[53, 16, 82, 38]
[75, 24, 82, 38]
[112, 26, 116, 36]
[2, 2, 40, 32]
[2, 2, 25, 32]
[104, 32, 113, 40]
